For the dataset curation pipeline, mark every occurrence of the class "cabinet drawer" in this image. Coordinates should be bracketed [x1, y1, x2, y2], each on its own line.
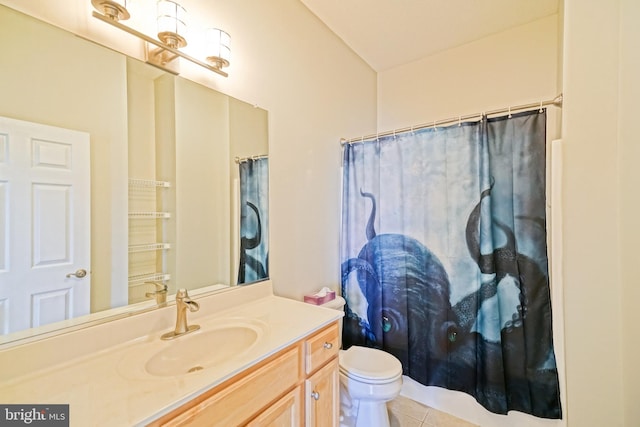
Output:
[162, 345, 301, 426]
[305, 322, 339, 374]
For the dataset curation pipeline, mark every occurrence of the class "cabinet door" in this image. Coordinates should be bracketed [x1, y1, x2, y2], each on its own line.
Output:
[305, 358, 339, 427]
[247, 386, 303, 427]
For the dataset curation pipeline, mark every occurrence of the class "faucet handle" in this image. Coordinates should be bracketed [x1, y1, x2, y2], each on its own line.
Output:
[145, 281, 168, 305]
[146, 281, 168, 293]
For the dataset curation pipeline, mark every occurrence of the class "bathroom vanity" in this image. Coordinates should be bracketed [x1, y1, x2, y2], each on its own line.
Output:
[150, 321, 340, 426]
[0, 281, 342, 426]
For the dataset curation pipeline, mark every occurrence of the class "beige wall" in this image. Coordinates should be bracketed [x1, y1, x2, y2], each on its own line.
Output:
[562, 0, 622, 425]
[564, 0, 640, 426]
[386, 0, 640, 426]
[377, 15, 564, 427]
[11, 1, 640, 426]
[0, 0, 377, 302]
[127, 59, 161, 304]
[378, 15, 559, 132]
[173, 77, 231, 291]
[619, 1, 640, 424]
[0, 5, 129, 313]
[377, 4, 640, 425]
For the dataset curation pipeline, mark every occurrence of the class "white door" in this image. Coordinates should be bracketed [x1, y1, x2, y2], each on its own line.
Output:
[0, 116, 90, 335]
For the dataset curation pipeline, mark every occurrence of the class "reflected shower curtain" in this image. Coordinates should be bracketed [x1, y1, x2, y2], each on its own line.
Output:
[340, 110, 561, 418]
[237, 157, 269, 284]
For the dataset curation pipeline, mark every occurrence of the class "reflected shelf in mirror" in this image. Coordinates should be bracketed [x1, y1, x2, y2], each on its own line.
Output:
[129, 243, 172, 253]
[128, 178, 171, 188]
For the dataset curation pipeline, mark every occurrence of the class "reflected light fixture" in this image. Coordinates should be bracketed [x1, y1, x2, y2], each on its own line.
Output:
[156, 0, 187, 49]
[90, 0, 230, 77]
[148, 0, 187, 69]
[205, 28, 231, 69]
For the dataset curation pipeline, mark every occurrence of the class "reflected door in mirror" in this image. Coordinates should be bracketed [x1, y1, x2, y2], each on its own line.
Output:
[0, 116, 90, 335]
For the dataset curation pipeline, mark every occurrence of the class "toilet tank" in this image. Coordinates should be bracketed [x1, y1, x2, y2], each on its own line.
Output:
[321, 295, 345, 311]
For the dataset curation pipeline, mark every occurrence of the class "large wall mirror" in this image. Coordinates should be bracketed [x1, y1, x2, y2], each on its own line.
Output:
[0, 4, 269, 343]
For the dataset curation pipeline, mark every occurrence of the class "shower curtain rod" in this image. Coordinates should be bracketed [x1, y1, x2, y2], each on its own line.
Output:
[340, 93, 563, 146]
[234, 154, 268, 164]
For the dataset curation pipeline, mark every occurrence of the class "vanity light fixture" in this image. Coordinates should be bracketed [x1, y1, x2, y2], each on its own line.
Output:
[91, 0, 230, 77]
[91, 0, 130, 21]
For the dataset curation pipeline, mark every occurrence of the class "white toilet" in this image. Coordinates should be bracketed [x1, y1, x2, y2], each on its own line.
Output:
[321, 296, 403, 427]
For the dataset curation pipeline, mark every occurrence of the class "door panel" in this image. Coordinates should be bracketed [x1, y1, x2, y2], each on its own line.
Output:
[32, 183, 71, 266]
[0, 180, 7, 272]
[32, 138, 72, 169]
[31, 288, 71, 327]
[0, 116, 90, 335]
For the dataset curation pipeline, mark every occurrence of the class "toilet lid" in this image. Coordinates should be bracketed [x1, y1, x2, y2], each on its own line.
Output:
[339, 346, 403, 383]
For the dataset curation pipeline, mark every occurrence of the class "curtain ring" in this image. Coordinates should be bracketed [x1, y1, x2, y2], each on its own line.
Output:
[539, 100, 544, 113]
[433, 120, 437, 131]
[458, 116, 462, 127]
[508, 106, 512, 118]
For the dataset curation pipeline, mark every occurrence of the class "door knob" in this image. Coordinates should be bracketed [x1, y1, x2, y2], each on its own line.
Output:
[66, 269, 87, 278]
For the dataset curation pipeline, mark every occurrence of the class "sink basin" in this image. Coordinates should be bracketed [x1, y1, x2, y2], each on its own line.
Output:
[142, 319, 266, 377]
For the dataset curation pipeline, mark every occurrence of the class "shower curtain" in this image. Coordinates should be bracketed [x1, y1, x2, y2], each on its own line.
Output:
[237, 157, 269, 284]
[340, 110, 561, 418]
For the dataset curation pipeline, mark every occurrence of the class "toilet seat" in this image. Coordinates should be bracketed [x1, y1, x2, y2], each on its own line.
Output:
[339, 346, 403, 384]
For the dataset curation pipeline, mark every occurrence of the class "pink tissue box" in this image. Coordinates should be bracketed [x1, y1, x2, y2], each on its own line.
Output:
[304, 290, 336, 305]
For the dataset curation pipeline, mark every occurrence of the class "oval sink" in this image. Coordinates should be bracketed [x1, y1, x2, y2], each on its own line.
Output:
[144, 320, 264, 377]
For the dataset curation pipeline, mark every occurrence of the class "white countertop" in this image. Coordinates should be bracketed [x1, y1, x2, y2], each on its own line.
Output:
[0, 283, 342, 426]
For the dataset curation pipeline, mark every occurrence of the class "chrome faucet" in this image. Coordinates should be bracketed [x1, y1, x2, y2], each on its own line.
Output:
[161, 289, 200, 340]
[145, 282, 168, 306]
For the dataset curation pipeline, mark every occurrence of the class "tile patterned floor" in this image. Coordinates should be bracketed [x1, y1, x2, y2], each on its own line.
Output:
[387, 395, 478, 427]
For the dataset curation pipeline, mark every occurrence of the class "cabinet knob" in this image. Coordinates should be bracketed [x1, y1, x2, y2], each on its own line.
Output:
[323, 342, 333, 349]
[311, 391, 320, 400]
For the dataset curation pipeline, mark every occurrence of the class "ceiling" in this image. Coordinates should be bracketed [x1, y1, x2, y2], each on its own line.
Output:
[300, 0, 559, 71]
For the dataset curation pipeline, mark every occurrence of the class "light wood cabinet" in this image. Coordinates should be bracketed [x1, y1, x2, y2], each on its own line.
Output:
[148, 321, 340, 427]
[305, 322, 340, 373]
[305, 358, 339, 427]
[304, 322, 340, 427]
[247, 386, 303, 427]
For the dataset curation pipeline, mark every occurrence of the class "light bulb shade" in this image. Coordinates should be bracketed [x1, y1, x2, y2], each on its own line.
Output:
[92, 0, 130, 21]
[205, 28, 231, 69]
[157, 0, 187, 48]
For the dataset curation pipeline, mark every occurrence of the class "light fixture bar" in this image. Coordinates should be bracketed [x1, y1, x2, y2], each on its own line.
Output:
[92, 11, 228, 77]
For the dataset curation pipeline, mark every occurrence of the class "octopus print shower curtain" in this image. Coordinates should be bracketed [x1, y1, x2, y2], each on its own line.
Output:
[237, 157, 269, 284]
[340, 110, 561, 418]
